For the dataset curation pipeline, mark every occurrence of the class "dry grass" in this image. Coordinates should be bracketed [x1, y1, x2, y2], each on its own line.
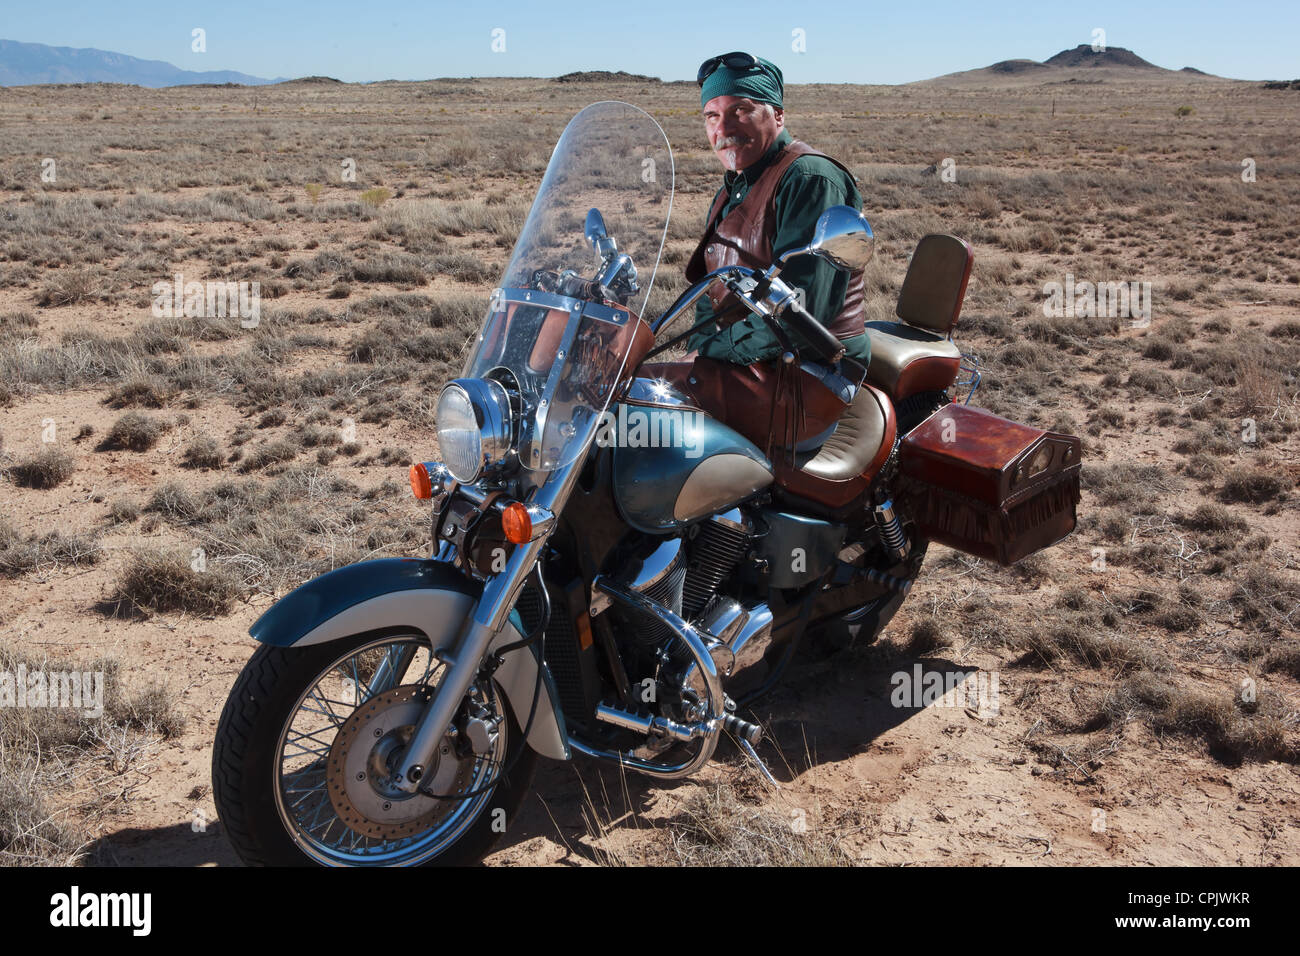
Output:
[0, 644, 186, 865]
[0, 520, 100, 577]
[1, 74, 1298, 862]
[667, 781, 855, 866]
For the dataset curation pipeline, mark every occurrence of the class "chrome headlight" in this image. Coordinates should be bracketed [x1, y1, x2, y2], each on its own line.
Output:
[435, 378, 513, 484]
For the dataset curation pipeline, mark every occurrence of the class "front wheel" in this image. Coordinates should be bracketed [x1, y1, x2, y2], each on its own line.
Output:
[212, 631, 536, 866]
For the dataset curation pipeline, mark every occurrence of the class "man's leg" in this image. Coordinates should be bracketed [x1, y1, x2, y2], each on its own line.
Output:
[641, 357, 848, 453]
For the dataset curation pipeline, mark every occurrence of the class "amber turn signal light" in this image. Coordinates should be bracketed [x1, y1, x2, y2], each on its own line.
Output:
[409, 463, 432, 500]
[502, 502, 532, 544]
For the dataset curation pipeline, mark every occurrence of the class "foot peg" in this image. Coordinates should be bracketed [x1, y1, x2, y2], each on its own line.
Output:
[723, 713, 762, 745]
[721, 712, 778, 787]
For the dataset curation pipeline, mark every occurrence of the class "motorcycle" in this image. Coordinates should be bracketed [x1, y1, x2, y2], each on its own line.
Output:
[212, 101, 1082, 866]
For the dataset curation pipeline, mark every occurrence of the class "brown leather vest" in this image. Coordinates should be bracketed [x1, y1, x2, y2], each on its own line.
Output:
[685, 139, 866, 340]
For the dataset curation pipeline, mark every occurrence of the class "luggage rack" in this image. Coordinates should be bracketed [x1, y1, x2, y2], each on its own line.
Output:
[955, 350, 982, 404]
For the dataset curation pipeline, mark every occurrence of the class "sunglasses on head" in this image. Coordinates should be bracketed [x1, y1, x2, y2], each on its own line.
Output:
[697, 52, 759, 86]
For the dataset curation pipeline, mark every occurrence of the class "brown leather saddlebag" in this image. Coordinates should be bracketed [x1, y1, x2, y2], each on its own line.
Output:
[898, 404, 1081, 566]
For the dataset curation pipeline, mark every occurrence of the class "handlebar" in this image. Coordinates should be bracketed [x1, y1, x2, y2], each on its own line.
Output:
[782, 297, 847, 365]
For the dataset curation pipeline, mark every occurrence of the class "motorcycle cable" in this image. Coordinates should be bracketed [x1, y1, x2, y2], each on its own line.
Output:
[425, 560, 550, 802]
[639, 301, 752, 365]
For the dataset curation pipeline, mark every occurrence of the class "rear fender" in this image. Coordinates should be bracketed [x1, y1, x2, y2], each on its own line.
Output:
[248, 558, 569, 760]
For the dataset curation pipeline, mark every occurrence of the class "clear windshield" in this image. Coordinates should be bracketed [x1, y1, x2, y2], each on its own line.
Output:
[465, 101, 673, 473]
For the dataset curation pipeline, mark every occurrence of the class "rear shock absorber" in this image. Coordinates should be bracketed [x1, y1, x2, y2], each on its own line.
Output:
[873, 499, 910, 563]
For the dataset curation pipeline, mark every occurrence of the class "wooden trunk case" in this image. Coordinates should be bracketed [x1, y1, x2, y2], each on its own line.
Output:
[898, 404, 1081, 566]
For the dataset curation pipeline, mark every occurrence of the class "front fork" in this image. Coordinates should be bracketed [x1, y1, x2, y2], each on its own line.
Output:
[389, 460, 577, 794]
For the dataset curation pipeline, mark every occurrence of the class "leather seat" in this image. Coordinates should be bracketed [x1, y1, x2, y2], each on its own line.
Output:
[863, 233, 973, 402]
[773, 383, 897, 509]
[864, 320, 962, 399]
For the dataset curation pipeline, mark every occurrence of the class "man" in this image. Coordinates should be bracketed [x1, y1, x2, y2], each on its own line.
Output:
[648, 52, 870, 461]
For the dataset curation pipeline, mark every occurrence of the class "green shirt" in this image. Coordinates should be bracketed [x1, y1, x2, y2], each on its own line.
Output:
[688, 129, 870, 367]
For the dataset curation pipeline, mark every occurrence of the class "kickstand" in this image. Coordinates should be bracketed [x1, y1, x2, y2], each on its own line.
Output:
[738, 737, 779, 789]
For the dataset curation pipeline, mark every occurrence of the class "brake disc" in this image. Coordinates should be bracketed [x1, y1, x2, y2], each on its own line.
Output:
[326, 684, 473, 841]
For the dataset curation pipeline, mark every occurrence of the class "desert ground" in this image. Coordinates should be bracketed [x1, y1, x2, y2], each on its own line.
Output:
[1, 72, 1298, 865]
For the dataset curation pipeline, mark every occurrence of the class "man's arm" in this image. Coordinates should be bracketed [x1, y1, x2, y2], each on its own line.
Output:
[696, 163, 861, 364]
[771, 165, 861, 333]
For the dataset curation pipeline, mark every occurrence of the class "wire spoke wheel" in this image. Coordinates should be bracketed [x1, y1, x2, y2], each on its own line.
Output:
[271, 634, 508, 866]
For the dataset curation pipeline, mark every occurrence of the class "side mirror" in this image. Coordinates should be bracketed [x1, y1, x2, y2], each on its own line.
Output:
[584, 208, 607, 245]
[774, 206, 875, 274]
[585, 208, 616, 259]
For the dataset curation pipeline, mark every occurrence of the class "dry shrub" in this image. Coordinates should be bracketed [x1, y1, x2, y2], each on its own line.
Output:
[965, 186, 1001, 220]
[1125, 368, 1175, 398]
[181, 435, 223, 470]
[108, 499, 139, 524]
[350, 253, 427, 285]
[0, 645, 188, 865]
[0, 754, 84, 865]
[239, 438, 301, 472]
[100, 412, 164, 452]
[904, 618, 952, 655]
[1177, 503, 1249, 533]
[1082, 461, 1179, 508]
[1219, 468, 1288, 504]
[104, 375, 176, 408]
[36, 269, 96, 306]
[1263, 644, 1300, 680]
[1230, 564, 1300, 630]
[0, 520, 100, 576]
[104, 549, 238, 617]
[10, 447, 74, 489]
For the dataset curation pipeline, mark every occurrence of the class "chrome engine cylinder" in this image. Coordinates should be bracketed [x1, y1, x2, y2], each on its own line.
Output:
[682, 508, 752, 620]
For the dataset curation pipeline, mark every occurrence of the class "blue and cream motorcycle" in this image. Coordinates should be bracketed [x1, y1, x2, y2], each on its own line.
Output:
[212, 102, 1080, 865]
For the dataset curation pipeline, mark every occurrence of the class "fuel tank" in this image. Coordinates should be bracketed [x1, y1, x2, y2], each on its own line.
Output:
[609, 385, 773, 533]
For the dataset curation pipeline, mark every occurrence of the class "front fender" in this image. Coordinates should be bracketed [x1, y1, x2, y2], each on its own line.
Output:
[249, 558, 569, 761]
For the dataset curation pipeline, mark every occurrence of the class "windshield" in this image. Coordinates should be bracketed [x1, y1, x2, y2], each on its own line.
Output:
[464, 101, 673, 474]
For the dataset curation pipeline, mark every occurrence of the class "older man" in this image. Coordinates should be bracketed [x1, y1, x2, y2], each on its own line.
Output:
[651, 52, 870, 460]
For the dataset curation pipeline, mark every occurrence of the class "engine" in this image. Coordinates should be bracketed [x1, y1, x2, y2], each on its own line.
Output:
[615, 507, 756, 656]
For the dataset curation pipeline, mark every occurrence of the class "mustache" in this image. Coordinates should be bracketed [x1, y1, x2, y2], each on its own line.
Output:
[714, 135, 748, 151]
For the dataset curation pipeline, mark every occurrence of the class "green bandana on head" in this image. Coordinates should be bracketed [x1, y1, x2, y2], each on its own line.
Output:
[700, 55, 784, 110]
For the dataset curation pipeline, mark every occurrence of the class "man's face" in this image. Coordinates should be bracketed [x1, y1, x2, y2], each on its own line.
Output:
[703, 95, 784, 172]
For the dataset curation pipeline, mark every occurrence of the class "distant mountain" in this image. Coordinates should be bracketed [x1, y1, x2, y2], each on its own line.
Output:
[554, 70, 660, 84]
[917, 44, 1228, 86]
[0, 38, 283, 87]
[1043, 45, 1160, 69]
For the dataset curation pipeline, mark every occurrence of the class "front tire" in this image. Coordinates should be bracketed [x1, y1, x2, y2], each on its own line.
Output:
[212, 632, 537, 866]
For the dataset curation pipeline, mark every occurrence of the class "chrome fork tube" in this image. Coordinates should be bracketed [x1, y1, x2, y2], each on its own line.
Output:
[368, 644, 419, 696]
[390, 457, 582, 793]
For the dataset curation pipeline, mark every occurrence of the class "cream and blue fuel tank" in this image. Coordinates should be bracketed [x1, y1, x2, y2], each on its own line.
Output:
[608, 378, 774, 534]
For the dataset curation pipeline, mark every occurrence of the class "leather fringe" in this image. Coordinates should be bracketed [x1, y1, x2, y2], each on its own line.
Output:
[905, 468, 1081, 562]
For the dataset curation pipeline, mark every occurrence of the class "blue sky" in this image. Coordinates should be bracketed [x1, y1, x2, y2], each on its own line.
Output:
[4, 0, 1297, 83]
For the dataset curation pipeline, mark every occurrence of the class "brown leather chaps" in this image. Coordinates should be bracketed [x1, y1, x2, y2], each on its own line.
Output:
[640, 355, 849, 462]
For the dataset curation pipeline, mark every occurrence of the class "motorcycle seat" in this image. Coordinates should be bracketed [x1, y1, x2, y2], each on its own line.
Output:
[863, 321, 962, 400]
[863, 233, 973, 402]
[773, 382, 897, 509]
